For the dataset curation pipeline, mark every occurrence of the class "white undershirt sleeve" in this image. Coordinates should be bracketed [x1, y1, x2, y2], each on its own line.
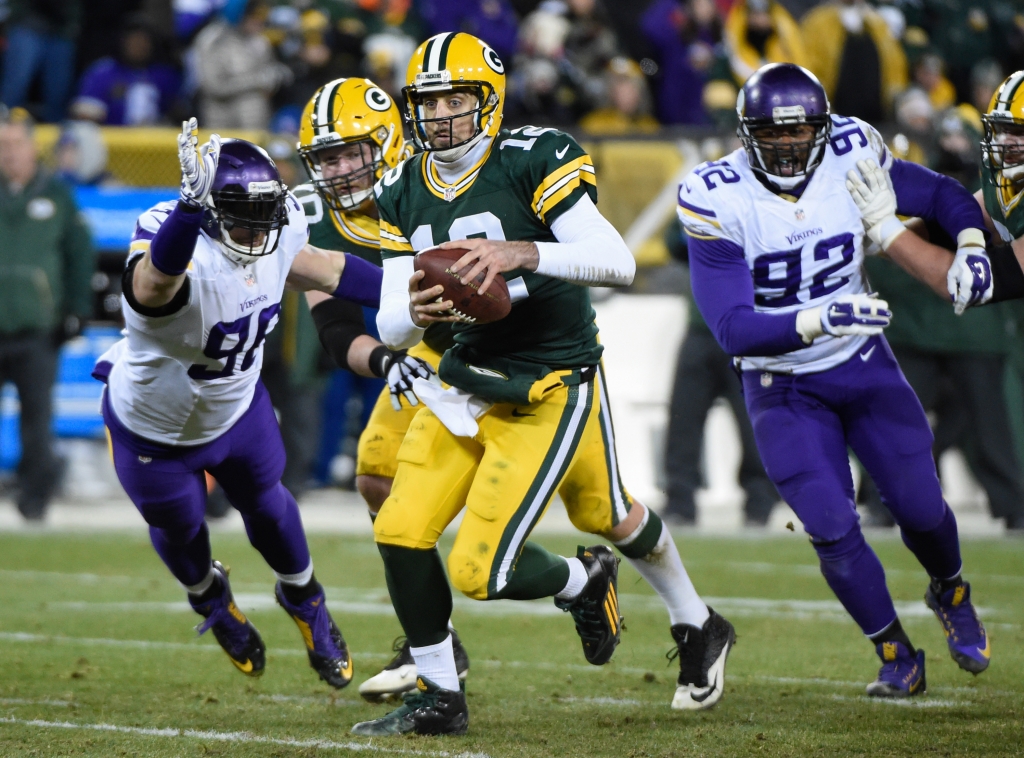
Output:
[533, 194, 636, 286]
[376, 256, 425, 350]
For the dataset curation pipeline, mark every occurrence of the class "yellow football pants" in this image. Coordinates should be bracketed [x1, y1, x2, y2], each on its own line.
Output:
[373, 364, 634, 600]
[355, 341, 445, 479]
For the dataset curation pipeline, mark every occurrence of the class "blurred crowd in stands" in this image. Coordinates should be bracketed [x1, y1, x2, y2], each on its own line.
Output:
[0, 0, 1022, 147]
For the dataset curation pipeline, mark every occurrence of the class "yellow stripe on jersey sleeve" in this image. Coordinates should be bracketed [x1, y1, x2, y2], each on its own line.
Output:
[129, 239, 151, 255]
[683, 230, 722, 240]
[678, 206, 722, 229]
[379, 219, 413, 252]
[532, 156, 595, 220]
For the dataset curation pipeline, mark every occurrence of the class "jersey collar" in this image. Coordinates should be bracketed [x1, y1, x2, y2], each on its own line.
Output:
[423, 135, 493, 202]
[329, 208, 379, 249]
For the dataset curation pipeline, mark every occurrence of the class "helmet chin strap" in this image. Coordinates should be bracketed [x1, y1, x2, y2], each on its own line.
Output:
[434, 118, 489, 162]
[1002, 163, 1024, 182]
[217, 228, 280, 266]
[339, 186, 375, 210]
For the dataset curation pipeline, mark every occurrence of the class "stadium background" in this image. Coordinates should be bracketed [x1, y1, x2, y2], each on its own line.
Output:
[4, 0, 1024, 533]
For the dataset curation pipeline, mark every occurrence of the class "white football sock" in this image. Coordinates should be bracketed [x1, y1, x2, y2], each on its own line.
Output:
[410, 634, 460, 691]
[275, 561, 314, 587]
[184, 566, 216, 596]
[620, 522, 709, 628]
[554, 556, 588, 600]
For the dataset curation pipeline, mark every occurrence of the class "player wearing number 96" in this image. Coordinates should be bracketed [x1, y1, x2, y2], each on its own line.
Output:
[91, 119, 386, 690]
[682, 63, 991, 698]
[353, 32, 734, 740]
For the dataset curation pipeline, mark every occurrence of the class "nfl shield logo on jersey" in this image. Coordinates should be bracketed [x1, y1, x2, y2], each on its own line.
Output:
[244, 273, 256, 287]
[760, 372, 773, 388]
[444, 187, 456, 203]
[795, 208, 805, 221]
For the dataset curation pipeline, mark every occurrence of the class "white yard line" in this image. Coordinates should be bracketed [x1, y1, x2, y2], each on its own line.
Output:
[828, 694, 968, 708]
[0, 631, 388, 660]
[0, 698, 73, 707]
[0, 716, 490, 757]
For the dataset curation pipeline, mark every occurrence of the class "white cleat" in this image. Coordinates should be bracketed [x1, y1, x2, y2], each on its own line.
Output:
[359, 632, 470, 703]
[668, 608, 735, 711]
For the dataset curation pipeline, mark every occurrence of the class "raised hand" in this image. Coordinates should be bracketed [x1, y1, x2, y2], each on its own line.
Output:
[178, 117, 221, 208]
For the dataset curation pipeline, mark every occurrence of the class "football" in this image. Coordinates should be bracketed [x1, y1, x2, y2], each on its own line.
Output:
[413, 245, 512, 324]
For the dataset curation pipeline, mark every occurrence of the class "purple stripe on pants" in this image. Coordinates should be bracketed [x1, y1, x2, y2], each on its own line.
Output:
[104, 381, 311, 586]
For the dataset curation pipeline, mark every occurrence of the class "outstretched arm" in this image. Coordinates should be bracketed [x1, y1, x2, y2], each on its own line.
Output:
[286, 245, 382, 308]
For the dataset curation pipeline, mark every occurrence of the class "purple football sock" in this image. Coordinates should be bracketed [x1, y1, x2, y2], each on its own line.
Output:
[149, 521, 213, 588]
[900, 502, 962, 581]
[813, 526, 897, 636]
[234, 482, 312, 576]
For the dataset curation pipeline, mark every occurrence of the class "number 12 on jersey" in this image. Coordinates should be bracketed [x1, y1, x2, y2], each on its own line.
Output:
[188, 302, 281, 380]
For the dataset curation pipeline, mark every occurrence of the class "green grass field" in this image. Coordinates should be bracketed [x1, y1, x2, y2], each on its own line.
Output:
[0, 530, 1021, 757]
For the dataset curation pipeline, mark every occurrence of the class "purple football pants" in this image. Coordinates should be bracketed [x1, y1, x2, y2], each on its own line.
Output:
[742, 335, 962, 636]
[103, 381, 311, 587]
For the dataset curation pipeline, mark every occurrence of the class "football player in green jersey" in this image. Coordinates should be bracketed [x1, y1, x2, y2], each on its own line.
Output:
[970, 70, 1024, 300]
[351, 33, 734, 738]
[294, 77, 472, 700]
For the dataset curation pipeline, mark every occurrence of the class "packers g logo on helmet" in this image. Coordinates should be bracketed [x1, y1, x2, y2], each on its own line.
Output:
[298, 78, 411, 212]
[982, 70, 1024, 209]
[403, 32, 506, 154]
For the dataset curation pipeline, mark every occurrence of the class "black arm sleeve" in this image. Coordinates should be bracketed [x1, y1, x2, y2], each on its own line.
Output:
[121, 255, 191, 317]
[310, 297, 369, 372]
[989, 242, 1024, 303]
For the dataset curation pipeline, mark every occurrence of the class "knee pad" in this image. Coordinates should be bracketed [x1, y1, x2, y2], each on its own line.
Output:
[447, 548, 491, 601]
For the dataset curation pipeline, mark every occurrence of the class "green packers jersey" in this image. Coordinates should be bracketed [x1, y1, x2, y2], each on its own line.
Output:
[374, 126, 604, 389]
[293, 183, 382, 265]
[981, 162, 1024, 241]
[292, 182, 455, 353]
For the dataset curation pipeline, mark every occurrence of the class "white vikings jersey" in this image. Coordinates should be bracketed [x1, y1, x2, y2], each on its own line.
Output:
[101, 195, 308, 445]
[679, 115, 890, 375]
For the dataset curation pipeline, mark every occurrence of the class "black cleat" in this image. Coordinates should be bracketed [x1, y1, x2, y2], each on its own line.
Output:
[668, 608, 735, 710]
[555, 545, 622, 665]
[189, 561, 266, 677]
[359, 630, 470, 703]
[351, 676, 468, 736]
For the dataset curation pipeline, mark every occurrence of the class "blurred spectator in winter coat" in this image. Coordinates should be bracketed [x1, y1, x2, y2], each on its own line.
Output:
[579, 57, 659, 135]
[641, 0, 724, 125]
[911, 50, 956, 111]
[0, 0, 82, 123]
[418, 0, 519, 63]
[193, 0, 292, 129]
[54, 121, 117, 188]
[71, 16, 182, 126]
[801, 0, 907, 123]
[722, 0, 806, 85]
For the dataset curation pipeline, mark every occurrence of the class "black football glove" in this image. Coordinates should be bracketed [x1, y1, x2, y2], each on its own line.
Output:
[370, 346, 438, 411]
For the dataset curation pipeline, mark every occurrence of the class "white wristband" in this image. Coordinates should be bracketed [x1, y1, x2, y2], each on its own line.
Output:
[796, 307, 824, 345]
[956, 228, 986, 250]
[872, 216, 907, 251]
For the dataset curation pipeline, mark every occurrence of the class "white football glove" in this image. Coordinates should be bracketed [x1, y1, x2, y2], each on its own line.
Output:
[846, 159, 906, 252]
[796, 293, 892, 344]
[373, 349, 440, 411]
[177, 117, 221, 208]
[947, 228, 994, 315]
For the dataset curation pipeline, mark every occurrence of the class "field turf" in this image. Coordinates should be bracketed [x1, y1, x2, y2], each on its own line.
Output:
[0, 530, 1021, 757]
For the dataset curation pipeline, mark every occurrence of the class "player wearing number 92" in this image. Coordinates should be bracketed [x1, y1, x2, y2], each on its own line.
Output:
[352, 32, 735, 740]
[91, 119, 386, 689]
[683, 63, 991, 699]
